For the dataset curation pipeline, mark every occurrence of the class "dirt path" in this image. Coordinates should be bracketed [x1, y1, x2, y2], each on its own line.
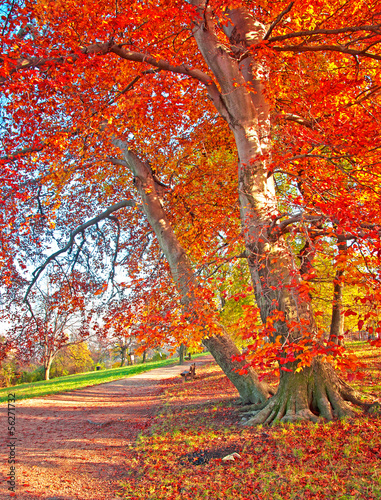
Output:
[0, 355, 214, 500]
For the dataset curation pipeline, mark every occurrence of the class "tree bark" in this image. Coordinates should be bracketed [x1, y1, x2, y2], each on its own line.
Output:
[191, 3, 369, 422]
[245, 356, 370, 425]
[110, 138, 270, 404]
[329, 239, 347, 345]
[179, 344, 185, 365]
[202, 334, 272, 405]
[120, 345, 127, 367]
[44, 356, 53, 381]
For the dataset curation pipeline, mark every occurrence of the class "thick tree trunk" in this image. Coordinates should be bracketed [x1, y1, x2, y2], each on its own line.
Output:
[111, 138, 271, 404]
[191, 3, 372, 422]
[244, 357, 369, 425]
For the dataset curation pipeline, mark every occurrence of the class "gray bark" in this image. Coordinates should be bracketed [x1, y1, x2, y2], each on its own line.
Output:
[191, 3, 313, 340]
[329, 239, 347, 345]
[110, 138, 270, 404]
[179, 344, 185, 365]
[44, 355, 53, 381]
[190, 3, 368, 423]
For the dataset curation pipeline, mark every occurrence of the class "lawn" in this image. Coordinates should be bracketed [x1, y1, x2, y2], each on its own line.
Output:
[0, 354, 205, 403]
[119, 342, 381, 500]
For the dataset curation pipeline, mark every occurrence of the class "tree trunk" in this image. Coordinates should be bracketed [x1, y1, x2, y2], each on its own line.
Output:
[191, 3, 370, 422]
[329, 276, 344, 346]
[245, 357, 370, 425]
[179, 344, 185, 365]
[43, 338, 54, 380]
[111, 138, 271, 404]
[120, 346, 127, 367]
[202, 334, 271, 404]
[329, 239, 347, 345]
[44, 356, 52, 381]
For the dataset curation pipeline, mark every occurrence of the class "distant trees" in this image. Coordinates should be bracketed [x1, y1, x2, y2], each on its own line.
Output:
[50, 343, 94, 378]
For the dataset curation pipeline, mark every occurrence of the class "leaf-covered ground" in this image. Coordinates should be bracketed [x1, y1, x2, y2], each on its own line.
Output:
[119, 344, 381, 500]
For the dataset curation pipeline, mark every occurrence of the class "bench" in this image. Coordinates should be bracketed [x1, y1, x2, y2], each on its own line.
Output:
[181, 363, 196, 382]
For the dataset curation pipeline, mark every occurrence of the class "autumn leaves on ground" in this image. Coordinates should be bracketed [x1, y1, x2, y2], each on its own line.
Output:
[121, 343, 381, 500]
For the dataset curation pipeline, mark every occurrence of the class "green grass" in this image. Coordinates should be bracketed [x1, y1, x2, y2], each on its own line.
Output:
[347, 341, 381, 395]
[0, 353, 207, 403]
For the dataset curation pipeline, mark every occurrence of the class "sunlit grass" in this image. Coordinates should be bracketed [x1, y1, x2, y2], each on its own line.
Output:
[0, 353, 206, 403]
[349, 341, 381, 394]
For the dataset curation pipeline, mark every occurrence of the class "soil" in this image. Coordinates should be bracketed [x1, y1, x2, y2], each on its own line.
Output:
[0, 355, 214, 500]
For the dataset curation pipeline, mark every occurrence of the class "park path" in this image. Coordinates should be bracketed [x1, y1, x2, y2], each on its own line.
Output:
[0, 355, 214, 500]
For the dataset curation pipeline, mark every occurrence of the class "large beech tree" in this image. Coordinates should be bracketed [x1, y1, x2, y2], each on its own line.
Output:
[1, 0, 381, 421]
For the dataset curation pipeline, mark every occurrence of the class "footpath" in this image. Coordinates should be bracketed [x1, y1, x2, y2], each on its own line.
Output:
[0, 355, 214, 500]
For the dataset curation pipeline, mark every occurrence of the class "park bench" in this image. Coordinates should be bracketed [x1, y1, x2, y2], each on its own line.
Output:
[181, 363, 196, 382]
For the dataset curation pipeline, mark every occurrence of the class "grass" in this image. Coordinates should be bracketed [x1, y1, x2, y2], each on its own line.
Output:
[118, 342, 381, 500]
[0, 353, 206, 403]
[349, 341, 381, 395]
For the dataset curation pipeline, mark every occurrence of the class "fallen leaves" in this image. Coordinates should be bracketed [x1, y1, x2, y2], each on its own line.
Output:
[119, 356, 381, 500]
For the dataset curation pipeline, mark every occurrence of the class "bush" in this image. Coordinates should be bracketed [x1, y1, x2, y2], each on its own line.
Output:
[17, 367, 45, 384]
[151, 352, 167, 362]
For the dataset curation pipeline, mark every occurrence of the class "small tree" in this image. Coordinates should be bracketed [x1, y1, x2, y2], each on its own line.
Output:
[51, 343, 94, 377]
[5, 280, 93, 380]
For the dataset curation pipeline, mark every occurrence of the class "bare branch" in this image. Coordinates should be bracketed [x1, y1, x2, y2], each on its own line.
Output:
[277, 213, 323, 235]
[268, 24, 381, 44]
[24, 199, 137, 302]
[107, 215, 121, 283]
[275, 112, 315, 128]
[272, 43, 381, 61]
[264, 2, 295, 40]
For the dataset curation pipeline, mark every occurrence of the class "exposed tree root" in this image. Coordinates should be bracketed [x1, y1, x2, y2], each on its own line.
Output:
[243, 358, 374, 426]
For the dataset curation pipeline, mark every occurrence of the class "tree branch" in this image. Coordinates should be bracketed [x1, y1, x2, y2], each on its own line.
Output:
[24, 199, 137, 302]
[268, 24, 381, 44]
[0, 145, 44, 162]
[264, 2, 294, 40]
[272, 43, 381, 61]
[1, 40, 214, 86]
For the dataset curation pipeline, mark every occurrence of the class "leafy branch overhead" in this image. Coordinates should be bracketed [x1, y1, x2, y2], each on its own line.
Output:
[1, 0, 380, 424]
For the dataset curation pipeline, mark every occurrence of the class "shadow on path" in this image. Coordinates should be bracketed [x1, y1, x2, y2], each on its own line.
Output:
[0, 355, 214, 500]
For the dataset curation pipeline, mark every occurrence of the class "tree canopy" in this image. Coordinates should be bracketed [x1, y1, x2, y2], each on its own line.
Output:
[1, 0, 381, 422]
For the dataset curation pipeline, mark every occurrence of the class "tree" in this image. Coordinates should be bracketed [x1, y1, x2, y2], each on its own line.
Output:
[1, 0, 381, 421]
[104, 307, 138, 366]
[50, 342, 94, 377]
[2, 278, 93, 380]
